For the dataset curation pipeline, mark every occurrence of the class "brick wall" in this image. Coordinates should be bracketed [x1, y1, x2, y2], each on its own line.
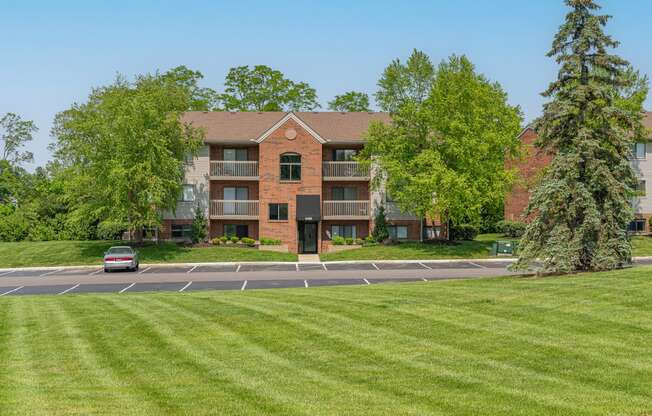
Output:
[258, 119, 323, 253]
[160, 219, 193, 240]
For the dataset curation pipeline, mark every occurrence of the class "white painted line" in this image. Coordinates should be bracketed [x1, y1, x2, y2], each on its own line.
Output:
[119, 283, 136, 293]
[58, 284, 80, 295]
[0, 270, 15, 277]
[187, 265, 197, 274]
[371, 263, 380, 271]
[304, 280, 309, 288]
[295, 263, 299, 272]
[138, 267, 152, 275]
[322, 263, 328, 271]
[419, 262, 432, 270]
[0, 286, 23, 296]
[468, 261, 487, 269]
[363, 278, 371, 285]
[39, 269, 62, 278]
[241, 280, 248, 291]
[89, 269, 103, 276]
[236, 264, 241, 273]
[179, 281, 192, 292]
[422, 278, 429, 282]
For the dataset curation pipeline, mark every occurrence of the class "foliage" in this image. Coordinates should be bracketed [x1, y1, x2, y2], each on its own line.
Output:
[51, 67, 207, 241]
[190, 206, 207, 244]
[218, 65, 319, 111]
[96, 221, 126, 240]
[375, 49, 436, 113]
[241, 237, 256, 247]
[450, 224, 479, 241]
[0, 112, 38, 167]
[260, 237, 282, 245]
[371, 204, 390, 242]
[363, 53, 522, 229]
[332, 235, 346, 246]
[230, 236, 239, 244]
[328, 91, 371, 112]
[515, 0, 648, 273]
[497, 220, 527, 238]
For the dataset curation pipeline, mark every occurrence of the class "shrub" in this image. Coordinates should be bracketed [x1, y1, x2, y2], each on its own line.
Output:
[363, 236, 378, 247]
[354, 238, 364, 246]
[211, 237, 221, 245]
[332, 236, 346, 245]
[372, 204, 390, 242]
[219, 235, 228, 243]
[451, 224, 479, 241]
[190, 206, 207, 243]
[260, 237, 282, 245]
[96, 221, 127, 241]
[497, 220, 526, 238]
[230, 236, 240, 244]
[345, 237, 355, 245]
[241, 237, 256, 247]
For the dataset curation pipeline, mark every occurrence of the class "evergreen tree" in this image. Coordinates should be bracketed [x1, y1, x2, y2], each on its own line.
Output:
[516, 0, 647, 273]
[190, 205, 207, 244]
[372, 204, 389, 242]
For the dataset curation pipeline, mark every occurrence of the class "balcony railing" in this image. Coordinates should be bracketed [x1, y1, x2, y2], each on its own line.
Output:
[323, 200, 370, 219]
[210, 200, 259, 219]
[210, 161, 259, 180]
[323, 161, 370, 181]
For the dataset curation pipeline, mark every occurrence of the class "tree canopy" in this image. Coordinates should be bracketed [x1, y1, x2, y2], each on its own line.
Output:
[515, 0, 648, 273]
[328, 91, 371, 112]
[375, 49, 436, 113]
[1, 112, 37, 167]
[218, 65, 319, 111]
[362, 53, 522, 228]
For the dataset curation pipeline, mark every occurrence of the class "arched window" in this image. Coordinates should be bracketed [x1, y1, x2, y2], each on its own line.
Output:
[280, 153, 301, 181]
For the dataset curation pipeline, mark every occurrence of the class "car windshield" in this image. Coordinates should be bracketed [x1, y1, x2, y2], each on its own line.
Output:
[107, 247, 133, 255]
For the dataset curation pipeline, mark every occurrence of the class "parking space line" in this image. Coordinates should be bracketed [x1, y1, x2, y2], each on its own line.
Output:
[187, 266, 197, 274]
[179, 281, 192, 292]
[322, 263, 328, 271]
[138, 267, 152, 275]
[89, 269, 103, 276]
[419, 262, 432, 270]
[304, 280, 309, 288]
[468, 261, 487, 269]
[58, 284, 80, 295]
[363, 278, 371, 285]
[0, 286, 23, 296]
[371, 263, 380, 271]
[236, 264, 241, 273]
[422, 278, 429, 282]
[0, 270, 15, 277]
[295, 263, 299, 272]
[119, 283, 136, 293]
[241, 280, 247, 291]
[39, 269, 62, 278]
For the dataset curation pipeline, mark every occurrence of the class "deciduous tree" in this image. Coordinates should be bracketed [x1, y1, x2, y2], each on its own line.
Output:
[328, 91, 371, 112]
[1, 112, 37, 167]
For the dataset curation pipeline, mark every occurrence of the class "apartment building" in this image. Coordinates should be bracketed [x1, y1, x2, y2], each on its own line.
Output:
[161, 111, 438, 253]
[505, 112, 652, 233]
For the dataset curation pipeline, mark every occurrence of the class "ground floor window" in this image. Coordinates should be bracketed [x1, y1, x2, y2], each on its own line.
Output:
[269, 203, 289, 221]
[171, 224, 192, 238]
[628, 219, 646, 233]
[388, 225, 409, 240]
[224, 224, 249, 238]
[331, 225, 356, 239]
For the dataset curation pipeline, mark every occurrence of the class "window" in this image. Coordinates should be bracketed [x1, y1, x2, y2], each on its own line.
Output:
[269, 203, 289, 221]
[332, 187, 357, 201]
[331, 225, 357, 239]
[171, 224, 192, 238]
[628, 219, 646, 233]
[388, 225, 408, 240]
[224, 224, 249, 238]
[280, 153, 301, 181]
[224, 148, 248, 161]
[333, 149, 357, 161]
[224, 187, 249, 200]
[183, 153, 194, 165]
[631, 143, 647, 159]
[637, 180, 647, 196]
[179, 185, 195, 202]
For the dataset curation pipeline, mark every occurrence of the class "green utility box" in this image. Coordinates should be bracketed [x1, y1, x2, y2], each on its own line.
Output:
[491, 241, 519, 257]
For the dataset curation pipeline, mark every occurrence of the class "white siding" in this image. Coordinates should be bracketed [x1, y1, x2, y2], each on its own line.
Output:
[631, 141, 652, 214]
[162, 145, 210, 220]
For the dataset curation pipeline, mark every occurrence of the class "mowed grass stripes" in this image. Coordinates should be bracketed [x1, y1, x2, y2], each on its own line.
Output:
[1, 269, 652, 415]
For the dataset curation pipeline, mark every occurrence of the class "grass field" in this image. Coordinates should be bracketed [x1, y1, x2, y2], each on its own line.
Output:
[0, 240, 297, 268]
[1, 268, 651, 415]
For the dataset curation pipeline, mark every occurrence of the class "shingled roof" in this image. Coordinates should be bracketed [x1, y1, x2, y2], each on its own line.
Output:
[181, 111, 391, 143]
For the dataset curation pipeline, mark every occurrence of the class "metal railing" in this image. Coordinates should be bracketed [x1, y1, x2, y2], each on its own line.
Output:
[322, 161, 370, 180]
[210, 161, 259, 179]
[210, 200, 259, 219]
[323, 200, 370, 219]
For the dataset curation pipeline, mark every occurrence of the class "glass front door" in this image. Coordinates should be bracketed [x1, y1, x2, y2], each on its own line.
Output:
[298, 222, 318, 254]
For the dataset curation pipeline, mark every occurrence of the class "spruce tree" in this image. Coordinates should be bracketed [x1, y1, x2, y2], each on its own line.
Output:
[516, 0, 646, 273]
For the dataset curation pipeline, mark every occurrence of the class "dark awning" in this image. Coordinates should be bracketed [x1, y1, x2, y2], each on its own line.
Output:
[296, 195, 321, 221]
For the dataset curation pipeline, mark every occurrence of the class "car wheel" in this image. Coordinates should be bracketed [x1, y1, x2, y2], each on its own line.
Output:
[104, 268, 109, 273]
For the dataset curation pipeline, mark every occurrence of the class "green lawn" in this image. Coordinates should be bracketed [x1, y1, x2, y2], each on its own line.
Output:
[0, 240, 296, 268]
[1, 268, 651, 415]
[320, 239, 496, 261]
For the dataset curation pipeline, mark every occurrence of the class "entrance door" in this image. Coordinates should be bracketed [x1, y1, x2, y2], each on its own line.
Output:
[298, 222, 318, 254]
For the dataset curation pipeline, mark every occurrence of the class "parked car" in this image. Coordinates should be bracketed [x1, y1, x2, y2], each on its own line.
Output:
[103, 246, 139, 272]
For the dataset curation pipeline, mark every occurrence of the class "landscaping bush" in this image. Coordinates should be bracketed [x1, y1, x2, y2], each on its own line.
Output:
[354, 238, 364, 246]
[345, 237, 355, 245]
[219, 236, 228, 244]
[230, 236, 240, 244]
[451, 224, 479, 241]
[363, 236, 378, 247]
[497, 220, 526, 238]
[332, 236, 346, 246]
[260, 237, 282, 245]
[211, 237, 221, 245]
[190, 206, 207, 244]
[241, 237, 256, 247]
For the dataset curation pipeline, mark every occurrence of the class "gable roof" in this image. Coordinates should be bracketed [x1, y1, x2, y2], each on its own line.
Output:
[181, 111, 391, 144]
[255, 113, 327, 144]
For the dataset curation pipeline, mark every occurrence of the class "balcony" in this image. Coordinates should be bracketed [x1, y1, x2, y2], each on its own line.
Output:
[323, 200, 370, 220]
[210, 161, 259, 180]
[210, 200, 259, 220]
[323, 161, 370, 181]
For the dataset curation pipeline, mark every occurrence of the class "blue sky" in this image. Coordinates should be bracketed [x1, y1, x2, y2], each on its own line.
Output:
[1, 0, 651, 168]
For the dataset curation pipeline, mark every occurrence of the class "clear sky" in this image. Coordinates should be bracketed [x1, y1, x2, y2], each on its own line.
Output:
[1, 0, 651, 168]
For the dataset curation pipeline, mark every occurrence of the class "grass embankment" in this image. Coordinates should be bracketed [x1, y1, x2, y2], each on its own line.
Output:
[0, 240, 296, 268]
[1, 268, 651, 415]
